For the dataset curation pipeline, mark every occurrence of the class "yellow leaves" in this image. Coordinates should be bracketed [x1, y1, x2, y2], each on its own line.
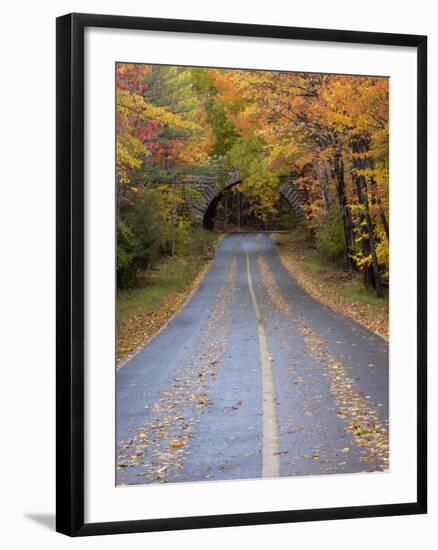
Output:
[117, 90, 200, 132]
[169, 440, 185, 448]
[375, 229, 389, 279]
[303, 453, 320, 460]
[116, 64, 214, 190]
[117, 138, 144, 169]
[130, 453, 143, 460]
[267, 141, 300, 171]
[322, 109, 351, 129]
[350, 250, 372, 268]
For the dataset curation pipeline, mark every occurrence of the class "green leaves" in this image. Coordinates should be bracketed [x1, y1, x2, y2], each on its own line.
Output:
[315, 204, 346, 263]
[227, 136, 280, 222]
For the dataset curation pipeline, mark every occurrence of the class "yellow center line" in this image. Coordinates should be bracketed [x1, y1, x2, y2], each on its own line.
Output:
[245, 248, 280, 478]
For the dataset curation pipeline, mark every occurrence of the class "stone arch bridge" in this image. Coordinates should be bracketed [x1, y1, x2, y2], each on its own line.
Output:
[179, 170, 306, 229]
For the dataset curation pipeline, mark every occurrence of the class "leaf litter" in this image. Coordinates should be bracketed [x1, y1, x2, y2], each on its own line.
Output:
[257, 254, 388, 472]
[117, 256, 238, 484]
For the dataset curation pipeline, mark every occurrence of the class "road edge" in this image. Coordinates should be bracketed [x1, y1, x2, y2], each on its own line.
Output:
[116, 234, 225, 369]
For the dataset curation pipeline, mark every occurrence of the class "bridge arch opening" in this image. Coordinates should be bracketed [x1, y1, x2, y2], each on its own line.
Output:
[202, 179, 242, 230]
[202, 178, 303, 231]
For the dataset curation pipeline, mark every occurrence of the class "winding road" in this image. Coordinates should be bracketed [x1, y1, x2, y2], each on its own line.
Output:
[117, 233, 389, 485]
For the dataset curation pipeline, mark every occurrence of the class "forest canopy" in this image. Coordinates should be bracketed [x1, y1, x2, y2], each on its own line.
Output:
[116, 63, 389, 296]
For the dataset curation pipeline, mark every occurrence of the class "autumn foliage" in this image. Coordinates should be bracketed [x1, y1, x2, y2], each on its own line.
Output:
[116, 64, 389, 296]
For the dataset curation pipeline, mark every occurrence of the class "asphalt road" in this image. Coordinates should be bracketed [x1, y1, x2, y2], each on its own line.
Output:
[116, 233, 389, 485]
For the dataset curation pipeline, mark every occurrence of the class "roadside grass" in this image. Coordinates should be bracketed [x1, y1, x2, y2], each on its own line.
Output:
[272, 231, 388, 340]
[302, 258, 338, 276]
[301, 255, 388, 308]
[117, 257, 206, 323]
[340, 281, 388, 308]
[116, 229, 221, 364]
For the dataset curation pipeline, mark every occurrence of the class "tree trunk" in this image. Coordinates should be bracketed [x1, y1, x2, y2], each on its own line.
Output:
[170, 206, 175, 257]
[370, 176, 389, 239]
[313, 159, 331, 214]
[351, 137, 384, 297]
[331, 153, 355, 267]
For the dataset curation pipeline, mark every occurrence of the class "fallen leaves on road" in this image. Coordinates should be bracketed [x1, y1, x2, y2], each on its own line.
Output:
[272, 234, 388, 341]
[117, 257, 238, 485]
[223, 400, 243, 412]
[169, 440, 185, 448]
[258, 252, 389, 472]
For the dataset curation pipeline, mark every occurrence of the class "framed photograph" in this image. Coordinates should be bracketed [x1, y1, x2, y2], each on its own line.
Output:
[56, 13, 427, 536]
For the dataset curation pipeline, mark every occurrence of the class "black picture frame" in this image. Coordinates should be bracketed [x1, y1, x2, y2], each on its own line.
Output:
[56, 12, 427, 537]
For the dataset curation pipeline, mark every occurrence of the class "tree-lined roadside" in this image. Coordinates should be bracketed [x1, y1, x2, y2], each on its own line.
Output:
[272, 232, 388, 340]
[117, 65, 389, 299]
[117, 229, 220, 364]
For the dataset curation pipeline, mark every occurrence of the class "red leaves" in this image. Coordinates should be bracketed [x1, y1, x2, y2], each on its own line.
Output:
[134, 122, 159, 143]
[116, 63, 150, 93]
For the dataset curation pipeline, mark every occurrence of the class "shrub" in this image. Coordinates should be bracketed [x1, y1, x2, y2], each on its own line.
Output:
[117, 190, 164, 288]
[315, 205, 346, 263]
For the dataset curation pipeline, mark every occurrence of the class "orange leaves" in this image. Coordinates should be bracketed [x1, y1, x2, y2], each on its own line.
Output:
[209, 68, 249, 107]
[116, 63, 388, 296]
